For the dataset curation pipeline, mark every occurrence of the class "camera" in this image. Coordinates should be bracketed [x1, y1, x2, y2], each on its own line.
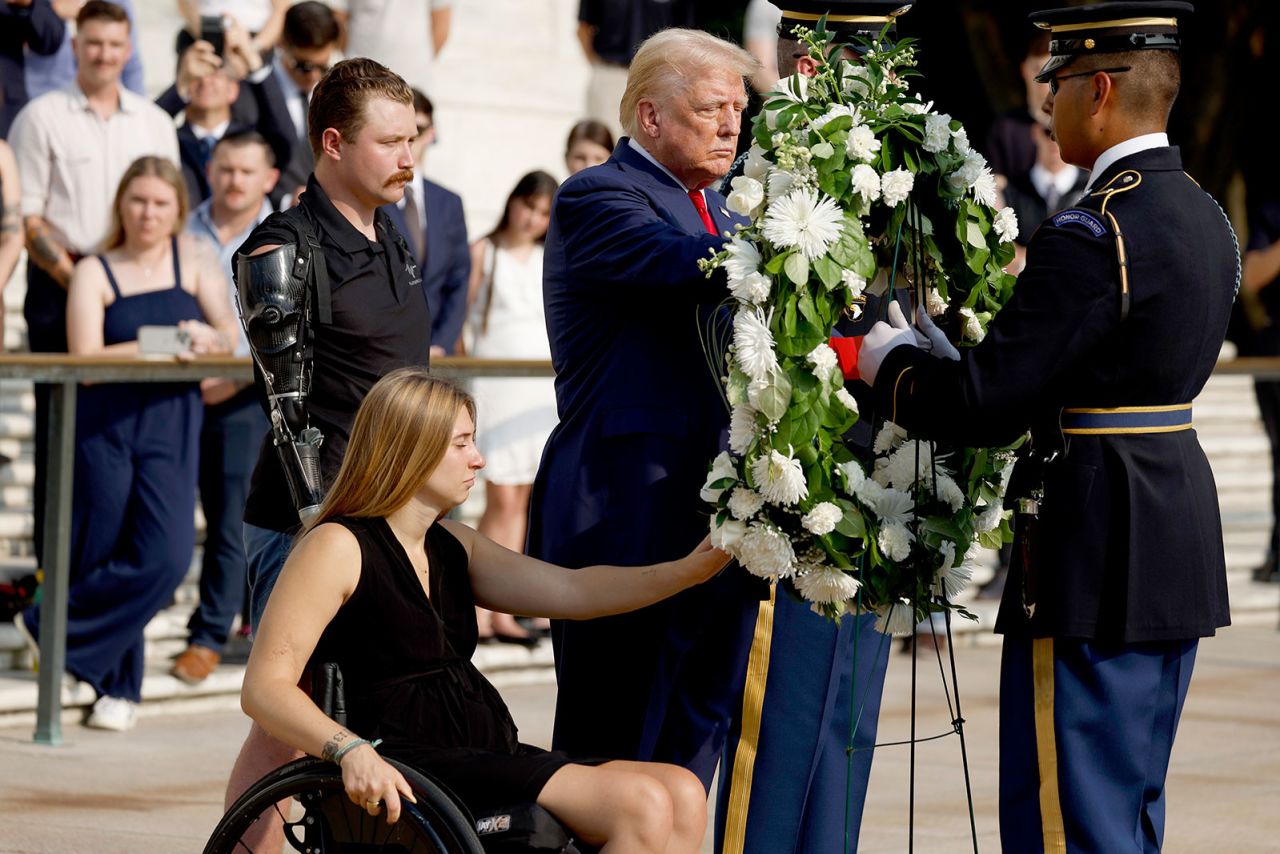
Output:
[199, 15, 226, 57]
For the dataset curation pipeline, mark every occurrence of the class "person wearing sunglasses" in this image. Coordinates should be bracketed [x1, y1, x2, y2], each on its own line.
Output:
[857, 3, 1239, 852]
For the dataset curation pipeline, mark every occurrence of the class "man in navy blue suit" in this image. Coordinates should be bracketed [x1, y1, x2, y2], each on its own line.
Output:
[381, 89, 470, 355]
[528, 28, 764, 788]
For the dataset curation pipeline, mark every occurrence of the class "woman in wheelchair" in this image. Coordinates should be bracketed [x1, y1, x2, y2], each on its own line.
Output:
[240, 367, 728, 853]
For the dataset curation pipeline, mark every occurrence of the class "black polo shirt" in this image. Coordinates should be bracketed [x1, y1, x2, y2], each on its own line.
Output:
[578, 0, 695, 65]
[240, 174, 432, 533]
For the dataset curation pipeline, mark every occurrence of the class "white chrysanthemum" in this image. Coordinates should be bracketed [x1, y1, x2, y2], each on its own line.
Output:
[733, 308, 778, 382]
[726, 175, 766, 218]
[806, 342, 839, 382]
[901, 99, 934, 115]
[880, 168, 915, 207]
[767, 169, 796, 201]
[700, 451, 737, 503]
[959, 306, 985, 343]
[949, 150, 987, 189]
[971, 168, 998, 207]
[801, 501, 843, 536]
[710, 516, 746, 555]
[923, 113, 952, 154]
[952, 126, 971, 155]
[925, 288, 948, 316]
[875, 599, 918, 635]
[880, 447, 925, 492]
[835, 386, 859, 415]
[795, 562, 861, 604]
[727, 486, 765, 521]
[874, 422, 907, 454]
[743, 144, 771, 182]
[871, 487, 914, 527]
[841, 269, 867, 300]
[812, 103, 858, 132]
[993, 207, 1019, 243]
[878, 522, 914, 561]
[975, 502, 1004, 533]
[846, 125, 882, 163]
[731, 271, 771, 305]
[751, 447, 809, 506]
[738, 524, 796, 579]
[839, 459, 867, 491]
[934, 539, 975, 600]
[850, 163, 881, 203]
[936, 473, 966, 513]
[724, 237, 762, 284]
[852, 474, 884, 508]
[728, 404, 759, 455]
[762, 189, 845, 261]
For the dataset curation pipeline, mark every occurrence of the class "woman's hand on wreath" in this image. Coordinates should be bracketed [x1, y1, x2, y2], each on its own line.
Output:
[340, 744, 417, 824]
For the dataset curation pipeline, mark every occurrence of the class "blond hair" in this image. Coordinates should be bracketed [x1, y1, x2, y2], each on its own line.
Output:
[308, 368, 476, 531]
[619, 28, 760, 138]
[103, 156, 189, 251]
[308, 57, 413, 159]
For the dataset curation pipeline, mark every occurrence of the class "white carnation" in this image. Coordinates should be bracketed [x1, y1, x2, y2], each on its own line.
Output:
[878, 522, 915, 561]
[806, 342, 839, 383]
[835, 386, 859, 415]
[700, 451, 737, 503]
[850, 163, 881, 203]
[812, 103, 859, 132]
[959, 306, 985, 343]
[731, 271, 772, 305]
[841, 269, 867, 298]
[952, 127, 971, 155]
[726, 175, 766, 218]
[727, 486, 765, 521]
[923, 113, 953, 154]
[710, 516, 747, 554]
[925, 288, 948, 316]
[901, 99, 933, 115]
[794, 562, 862, 605]
[751, 447, 809, 506]
[874, 599, 918, 635]
[738, 524, 796, 579]
[733, 308, 778, 382]
[728, 404, 759, 455]
[874, 422, 907, 454]
[949, 150, 987, 190]
[743, 144, 771, 181]
[846, 125, 882, 162]
[993, 206, 1019, 244]
[935, 473, 966, 513]
[762, 188, 846, 260]
[880, 168, 915, 207]
[839, 459, 867, 491]
[801, 501, 843, 536]
[971, 168, 998, 208]
[975, 502, 1004, 533]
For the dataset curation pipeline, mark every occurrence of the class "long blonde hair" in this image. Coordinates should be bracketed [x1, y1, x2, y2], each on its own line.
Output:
[308, 367, 476, 531]
[102, 156, 189, 251]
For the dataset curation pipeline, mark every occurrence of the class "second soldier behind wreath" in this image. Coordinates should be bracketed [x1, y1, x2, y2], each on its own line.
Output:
[857, 4, 1236, 851]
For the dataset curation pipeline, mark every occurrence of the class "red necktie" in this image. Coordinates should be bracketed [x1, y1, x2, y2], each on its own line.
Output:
[689, 190, 717, 236]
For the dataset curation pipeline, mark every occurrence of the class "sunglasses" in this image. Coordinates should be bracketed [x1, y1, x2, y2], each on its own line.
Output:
[1049, 66, 1131, 95]
[285, 53, 330, 75]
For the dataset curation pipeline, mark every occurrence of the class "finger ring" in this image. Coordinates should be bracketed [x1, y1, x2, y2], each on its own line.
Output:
[366, 800, 379, 809]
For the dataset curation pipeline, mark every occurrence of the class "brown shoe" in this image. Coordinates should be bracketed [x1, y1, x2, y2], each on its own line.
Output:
[170, 645, 221, 685]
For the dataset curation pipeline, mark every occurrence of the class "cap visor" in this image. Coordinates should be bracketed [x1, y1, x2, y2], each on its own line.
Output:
[1034, 53, 1072, 83]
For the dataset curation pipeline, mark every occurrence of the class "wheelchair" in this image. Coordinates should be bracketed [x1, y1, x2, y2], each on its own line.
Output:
[204, 664, 596, 854]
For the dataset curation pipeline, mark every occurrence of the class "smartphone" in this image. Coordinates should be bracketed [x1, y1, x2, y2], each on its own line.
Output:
[199, 15, 226, 57]
[138, 325, 192, 356]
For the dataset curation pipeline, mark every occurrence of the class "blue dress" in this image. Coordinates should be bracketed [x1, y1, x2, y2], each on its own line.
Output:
[24, 237, 204, 702]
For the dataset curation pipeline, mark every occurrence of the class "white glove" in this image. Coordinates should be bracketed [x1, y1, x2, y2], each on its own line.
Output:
[858, 301, 918, 386]
[914, 306, 961, 361]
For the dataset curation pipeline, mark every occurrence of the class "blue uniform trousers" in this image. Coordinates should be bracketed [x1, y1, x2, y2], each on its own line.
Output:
[24, 386, 202, 701]
[999, 634, 1197, 853]
[716, 587, 891, 854]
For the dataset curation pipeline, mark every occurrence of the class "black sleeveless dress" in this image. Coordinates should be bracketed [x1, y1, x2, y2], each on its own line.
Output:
[310, 517, 591, 809]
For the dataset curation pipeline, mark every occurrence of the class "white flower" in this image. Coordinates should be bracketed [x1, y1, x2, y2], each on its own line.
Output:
[806, 342, 839, 383]
[767, 169, 796, 201]
[845, 125, 882, 162]
[776, 73, 810, 103]
[751, 447, 809, 506]
[840, 62, 872, 96]
[880, 443, 930, 492]
[761, 188, 845, 261]
[850, 163, 881, 203]
[975, 502, 1004, 533]
[993, 207, 1019, 244]
[811, 103, 858, 131]
[933, 540, 974, 600]
[726, 175, 766, 218]
[801, 501, 843, 536]
[923, 113, 953, 154]
[727, 486, 765, 521]
[935, 473, 966, 512]
[733, 308, 778, 382]
[971, 168, 998, 208]
[901, 99, 933, 115]
[723, 237, 762, 284]
[795, 562, 862, 604]
[874, 599, 918, 635]
[700, 451, 737, 502]
[731, 271, 772, 305]
[874, 422, 907, 454]
[880, 168, 915, 207]
[952, 127, 971, 155]
[878, 522, 914, 561]
[925, 288, 948, 316]
[743, 144, 771, 181]
[728, 404, 759, 455]
[840, 269, 867, 299]
[852, 474, 884, 508]
[710, 516, 747, 554]
[959, 306, 985, 343]
[949, 150, 987, 190]
[871, 487, 914, 527]
[839, 459, 867, 491]
[835, 386, 859, 415]
[738, 524, 796, 579]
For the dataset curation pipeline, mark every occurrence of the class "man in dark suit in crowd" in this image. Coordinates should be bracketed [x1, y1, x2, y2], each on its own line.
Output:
[858, 4, 1236, 850]
[381, 89, 470, 355]
[0, 0, 64, 138]
[529, 28, 762, 789]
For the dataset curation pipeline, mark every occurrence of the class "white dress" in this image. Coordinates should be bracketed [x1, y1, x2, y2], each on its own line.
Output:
[469, 243, 558, 485]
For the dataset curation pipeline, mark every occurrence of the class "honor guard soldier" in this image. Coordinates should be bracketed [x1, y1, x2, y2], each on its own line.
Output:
[858, 3, 1239, 851]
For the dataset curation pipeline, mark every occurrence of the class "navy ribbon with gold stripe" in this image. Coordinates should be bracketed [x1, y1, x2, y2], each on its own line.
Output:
[1060, 404, 1192, 435]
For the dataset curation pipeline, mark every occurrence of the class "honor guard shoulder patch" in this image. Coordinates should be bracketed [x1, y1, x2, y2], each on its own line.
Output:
[1051, 209, 1107, 237]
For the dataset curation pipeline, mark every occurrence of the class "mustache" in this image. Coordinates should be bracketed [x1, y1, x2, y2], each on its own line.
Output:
[384, 170, 415, 188]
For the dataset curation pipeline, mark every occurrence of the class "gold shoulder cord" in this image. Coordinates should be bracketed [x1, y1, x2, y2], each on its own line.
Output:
[1090, 170, 1142, 321]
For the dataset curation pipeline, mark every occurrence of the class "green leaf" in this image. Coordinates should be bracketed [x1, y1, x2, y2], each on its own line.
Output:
[965, 220, 986, 249]
[836, 500, 866, 538]
[811, 141, 835, 160]
[797, 291, 819, 327]
[814, 255, 843, 291]
[756, 371, 792, 422]
[785, 252, 810, 285]
[765, 250, 790, 275]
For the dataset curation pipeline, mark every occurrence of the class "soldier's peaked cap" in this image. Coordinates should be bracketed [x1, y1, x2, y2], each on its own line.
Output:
[1031, 1, 1193, 83]
[773, 1, 913, 41]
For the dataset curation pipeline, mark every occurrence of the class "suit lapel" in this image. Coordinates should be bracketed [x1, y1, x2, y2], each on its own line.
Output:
[613, 140, 710, 237]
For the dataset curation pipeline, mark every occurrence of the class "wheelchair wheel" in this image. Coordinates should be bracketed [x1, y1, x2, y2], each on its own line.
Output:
[205, 756, 485, 854]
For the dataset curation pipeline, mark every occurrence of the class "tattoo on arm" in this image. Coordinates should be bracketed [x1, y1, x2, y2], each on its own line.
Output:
[320, 730, 353, 763]
[25, 219, 73, 285]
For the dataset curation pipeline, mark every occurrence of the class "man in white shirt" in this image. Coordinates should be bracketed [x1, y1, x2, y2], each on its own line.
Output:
[332, 0, 452, 95]
[8, 0, 178, 562]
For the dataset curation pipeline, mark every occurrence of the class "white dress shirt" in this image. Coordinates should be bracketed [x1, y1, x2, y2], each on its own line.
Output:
[1083, 132, 1169, 193]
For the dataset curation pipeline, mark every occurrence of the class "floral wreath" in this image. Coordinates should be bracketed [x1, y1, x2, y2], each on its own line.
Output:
[700, 23, 1024, 630]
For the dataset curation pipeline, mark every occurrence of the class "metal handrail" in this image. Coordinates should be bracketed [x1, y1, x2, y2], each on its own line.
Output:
[0, 354, 554, 745]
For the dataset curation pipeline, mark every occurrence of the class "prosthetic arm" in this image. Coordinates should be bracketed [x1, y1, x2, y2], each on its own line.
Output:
[235, 239, 328, 523]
